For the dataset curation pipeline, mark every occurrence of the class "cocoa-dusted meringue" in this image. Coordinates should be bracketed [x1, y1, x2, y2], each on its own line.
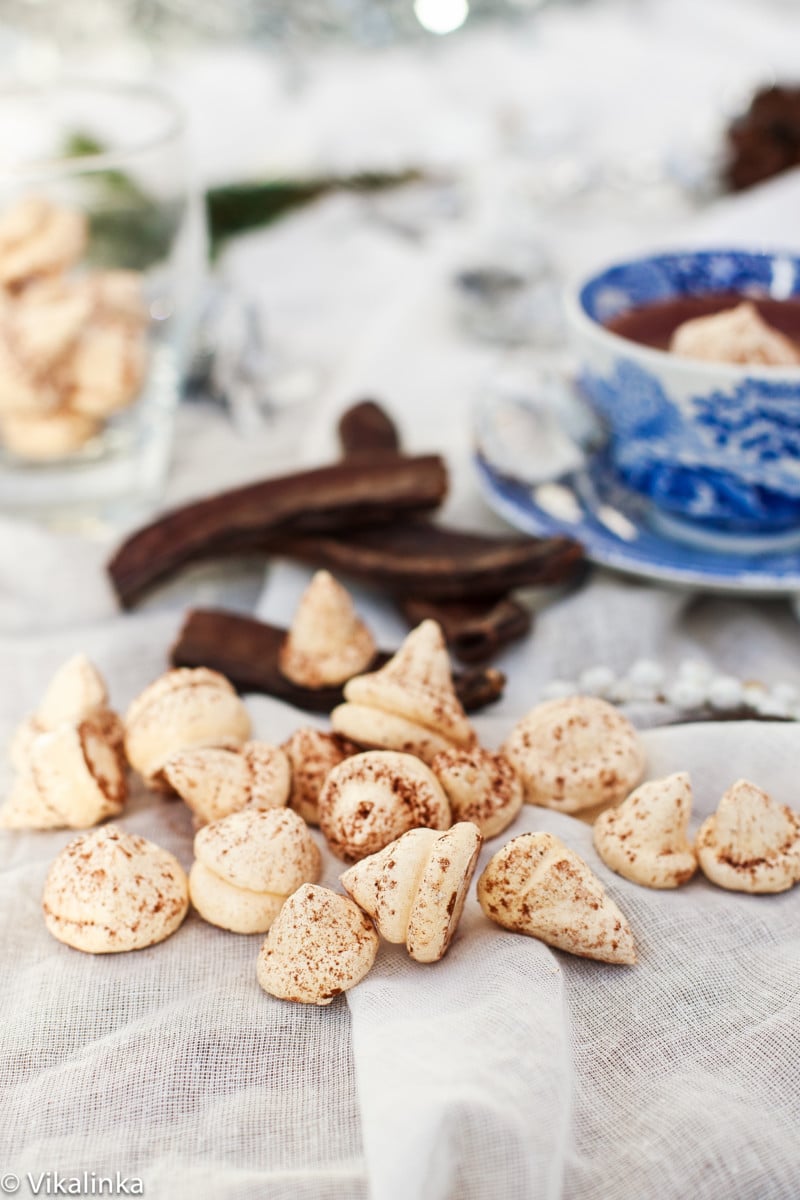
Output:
[82, 269, 148, 326]
[281, 727, 358, 825]
[0, 196, 87, 288]
[0, 196, 149, 461]
[37, 653, 108, 728]
[42, 825, 188, 953]
[1, 717, 126, 831]
[9, 652, 118, 771]
[478, 831, 636, 965]
[162, 741, 291, 826]
[341, 821, 481, 963]
[331, 619, 476, 765]
[279, 570, 376, 688]
[670, 301, 800, 367]
[696, 778, 800, 894]
[0, 331, 57, 413]
[431, 746, 523, 839]
[190, 808, 322, 934]
[9, 277, 91, 375]
[0, 408, 98, 461]
[124, 668, 251, 789]
[502, 696, 645, 814]
[594, 772, 698, 889]
[66, 324, 146, 419]
[319, 749, 451, 863]
[256, 883, 378, 1005]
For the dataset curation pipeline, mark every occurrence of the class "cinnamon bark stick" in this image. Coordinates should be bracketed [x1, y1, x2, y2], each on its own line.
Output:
[398, 595, 532, 662]
[338, 400, 401, 458]
[338, 402, 538, 659]
[109, 455, 447, 607]
[171, 608, 505, 713]
[266, 522, 584, 600]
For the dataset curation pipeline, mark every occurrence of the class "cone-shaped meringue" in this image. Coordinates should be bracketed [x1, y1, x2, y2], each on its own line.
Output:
[256, 883, 378, 1005]
[503, 696, 645, 814]
[281, 728, 358, 825]
[9, 653, 118, 772]
[1, 717, 126, 831]
[432, 747, 523, 839]
[594, 772, 697, 889]
[696, 779, 800, 894]
[331, 620, 476, 765]
[190, 808, 322, 934]
[478, 832, 636, 964]
[162, 741, 291, 826]
[670, 301, 800, 367]
[279, 571, 376, 688]
[341, 821, 482, 963]
[319, 749, 451, 863]
[42, 825, 188, 953]
[124, 668, 251, 789]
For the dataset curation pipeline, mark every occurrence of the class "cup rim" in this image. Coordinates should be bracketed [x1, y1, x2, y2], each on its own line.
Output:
[0, 80, 186, 177]
[564, 245, 800, 383]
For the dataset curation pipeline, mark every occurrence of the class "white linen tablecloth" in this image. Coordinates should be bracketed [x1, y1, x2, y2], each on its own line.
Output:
[2, 3, 800, 1196]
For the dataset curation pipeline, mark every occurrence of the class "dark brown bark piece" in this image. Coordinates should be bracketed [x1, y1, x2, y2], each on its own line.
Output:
[171, 608, 505, 713]
[399, 595, 532, 662]
[267, 522, 584, 600]
[109, 455, 447, 607]
[338, 400, 402, 458]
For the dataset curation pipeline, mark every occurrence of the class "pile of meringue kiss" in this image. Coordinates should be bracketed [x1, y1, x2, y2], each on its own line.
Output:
[3, 569, 799, 1006]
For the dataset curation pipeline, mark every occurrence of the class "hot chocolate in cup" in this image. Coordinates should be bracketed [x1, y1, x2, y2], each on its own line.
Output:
[565, 249, 800, 548]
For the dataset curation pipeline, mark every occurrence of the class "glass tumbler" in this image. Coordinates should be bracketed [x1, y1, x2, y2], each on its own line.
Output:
[0, 82, 206, 528]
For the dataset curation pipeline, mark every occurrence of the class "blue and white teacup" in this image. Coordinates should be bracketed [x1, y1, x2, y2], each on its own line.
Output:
[566, 249, 800, 542]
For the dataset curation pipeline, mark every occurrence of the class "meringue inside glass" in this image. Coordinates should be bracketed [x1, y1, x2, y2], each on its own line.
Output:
[0, 81, 204, 522]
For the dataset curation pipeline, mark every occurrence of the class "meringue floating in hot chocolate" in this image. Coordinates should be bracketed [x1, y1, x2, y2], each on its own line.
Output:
[606, 294, 800, 366]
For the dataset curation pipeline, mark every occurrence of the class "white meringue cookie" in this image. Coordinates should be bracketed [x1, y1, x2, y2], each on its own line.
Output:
[162, 741, 291, 826]
[281, 728, 358, 825]
[594, 772, 697, 889]
[256, 883, 378, 1005]
[9, 653, 114, 772]
[503, 696, 645, 813]
[39, 653, 109, 728]
[431, 746, 523, 839]
[84, 270, 148, 326]
[279, 570, 376, 688]
[0, 408, 98, 461]
[318, 749, 451, 862]
[696, 779, 800, 894]
[670, 301, 800, 367]
[341, 821, 482, 963]
[331, 620, 476, 765]
[42, 825, 188, 954]
[0, 196, 87, 287]
[1, 717, 127, 831]
[124, 668, 251, 789]
[190, 808, 322, 934]
[478, 831, 636, 964]
[0, 331, 57, 413]
[66, 323, 146, 418]
[10, 279, 91, 375]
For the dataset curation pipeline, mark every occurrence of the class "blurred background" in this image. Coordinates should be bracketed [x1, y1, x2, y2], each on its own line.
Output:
[0, 0, 799, 525]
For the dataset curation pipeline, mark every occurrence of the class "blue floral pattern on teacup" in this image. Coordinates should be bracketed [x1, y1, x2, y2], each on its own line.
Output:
[576, 250, 800, 532]
[582, 362, 800, 529]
